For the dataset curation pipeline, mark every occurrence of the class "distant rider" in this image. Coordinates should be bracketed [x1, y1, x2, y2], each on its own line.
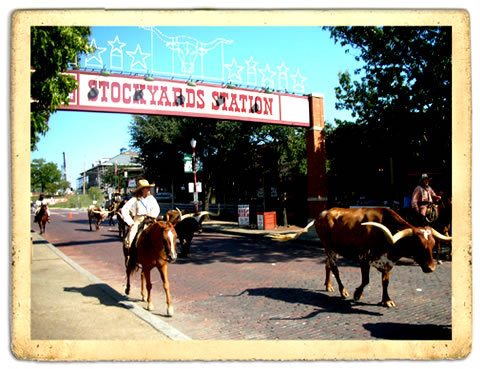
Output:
[35, 194, 51, 218]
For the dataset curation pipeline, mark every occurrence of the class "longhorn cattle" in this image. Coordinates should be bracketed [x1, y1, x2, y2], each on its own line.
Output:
[87, 205, 110, 231]
[268, 207, 452, 307]
[165, 205, 220, 257]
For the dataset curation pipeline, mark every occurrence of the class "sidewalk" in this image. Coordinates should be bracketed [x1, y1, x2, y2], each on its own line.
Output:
[201, 219, 321, 244]
[29, 219, 319, 342]
[31, 232, 188, 341]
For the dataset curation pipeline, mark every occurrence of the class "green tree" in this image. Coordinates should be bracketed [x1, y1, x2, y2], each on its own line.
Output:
[88, 186, 104, 204]
[129, 115, 307, 222]
[31, 158, 62, 194]
[324, 26, 452, 201]
[31, 26, 94, 150]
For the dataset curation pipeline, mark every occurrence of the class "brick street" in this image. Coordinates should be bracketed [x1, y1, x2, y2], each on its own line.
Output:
[33, 209, 452, 340]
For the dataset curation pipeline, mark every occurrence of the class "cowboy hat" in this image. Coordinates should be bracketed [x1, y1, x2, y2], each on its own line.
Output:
[419, 173, 432, 183]
[134, 179, 155, 194]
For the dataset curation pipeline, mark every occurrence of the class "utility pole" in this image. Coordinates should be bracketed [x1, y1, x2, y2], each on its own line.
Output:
[83, 159, 86, 195]
[63, 152, 67, 181]
[190, 138, 199, 213]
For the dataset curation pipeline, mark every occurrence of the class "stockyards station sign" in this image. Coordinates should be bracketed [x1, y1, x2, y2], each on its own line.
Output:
[61, 70, 311, 127]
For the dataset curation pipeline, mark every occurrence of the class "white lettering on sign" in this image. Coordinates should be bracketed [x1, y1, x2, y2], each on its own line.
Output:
[238, 204, 249, 226]
[62, 71, 310, 127]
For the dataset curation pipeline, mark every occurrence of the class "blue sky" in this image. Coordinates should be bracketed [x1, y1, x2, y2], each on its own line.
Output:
[31, 26, 364, 189]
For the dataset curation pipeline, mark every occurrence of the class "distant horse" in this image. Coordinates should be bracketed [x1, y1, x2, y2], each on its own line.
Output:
[106, 203, 116, 226]
[115, 199, 128, 238]
[125, 220, 178, 316]
[34, 204, 49, 234]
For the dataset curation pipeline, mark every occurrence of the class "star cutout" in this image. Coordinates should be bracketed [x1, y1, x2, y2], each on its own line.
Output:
[85, 38, 106, 68]
[276, 62, 290, 90]
[126, 44, 151, 72]
[108, 35, 126, 53]
[259, 64, 276, 89]
[245, 56, 258, 86]
[224, 58, 244, 83]
[245, 56, 258, 72]
[290, 68, 307, 93]
[108, 35, 126, 70]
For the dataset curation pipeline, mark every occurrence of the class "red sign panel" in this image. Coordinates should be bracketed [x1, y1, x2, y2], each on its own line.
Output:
[61, 71, 311, 127]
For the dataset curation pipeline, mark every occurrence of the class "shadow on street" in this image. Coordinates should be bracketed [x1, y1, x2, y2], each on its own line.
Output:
[363, 322, 452, 340]
[233, 287, 383, 318]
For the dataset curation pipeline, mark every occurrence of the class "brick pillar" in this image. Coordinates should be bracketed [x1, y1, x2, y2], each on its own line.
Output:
[306, 94, 328, 219]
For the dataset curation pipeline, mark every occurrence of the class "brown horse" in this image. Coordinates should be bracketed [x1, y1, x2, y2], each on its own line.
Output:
[34, 204, 49, 234]
[125, 221, 178, 316]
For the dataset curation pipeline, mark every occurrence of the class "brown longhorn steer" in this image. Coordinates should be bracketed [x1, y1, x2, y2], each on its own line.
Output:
[87, 205, 110, 231]
[269, 207, 452, 307]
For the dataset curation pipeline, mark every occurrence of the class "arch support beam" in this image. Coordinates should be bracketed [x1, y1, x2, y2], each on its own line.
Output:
[306, 94, 328, 219]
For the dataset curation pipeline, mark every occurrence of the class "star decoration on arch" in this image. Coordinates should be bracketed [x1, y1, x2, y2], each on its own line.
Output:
[126, 44, 151, 72]
[108, 35, 126, 53]
[276, 62, 290, 91]
[85, 38, 106, 68]
[244, 56, 258, 86]
[108, 35, 126, 70]
[259, 64, 276, 89]
[224, 57, 244, 83]
[290, 68, 307, 93]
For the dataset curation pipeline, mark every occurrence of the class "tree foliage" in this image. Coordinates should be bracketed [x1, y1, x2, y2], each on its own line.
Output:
[129, 115, 306, 215]
[31, 26, 94, 150]
[31, 158, 64, 194]
[324, 26, 452, 202]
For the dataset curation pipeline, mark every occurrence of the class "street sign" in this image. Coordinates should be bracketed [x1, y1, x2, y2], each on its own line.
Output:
[238, 205, 249, 226]
[188, 182, 202, 193]
[184, 154, 193, 173]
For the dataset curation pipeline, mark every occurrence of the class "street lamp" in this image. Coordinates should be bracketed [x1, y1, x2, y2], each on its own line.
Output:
[190, 138, 199, 213]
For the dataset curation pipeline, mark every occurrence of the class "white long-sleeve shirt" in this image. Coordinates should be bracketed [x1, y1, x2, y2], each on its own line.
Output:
[121, 195, 160, 226]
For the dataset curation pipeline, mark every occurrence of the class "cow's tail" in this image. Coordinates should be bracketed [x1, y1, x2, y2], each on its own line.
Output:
[266, 220, 315, 242]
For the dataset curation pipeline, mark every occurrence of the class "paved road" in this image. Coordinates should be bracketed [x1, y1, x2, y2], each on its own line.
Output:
[32, 208, 452, 340]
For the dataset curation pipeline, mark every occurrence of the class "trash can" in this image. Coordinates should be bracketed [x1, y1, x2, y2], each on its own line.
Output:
[257, 211, 277, 230]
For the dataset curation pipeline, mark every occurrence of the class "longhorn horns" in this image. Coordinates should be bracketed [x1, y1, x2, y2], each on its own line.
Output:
[176, 204, 221, 222]
[91, 208, 113, 215]
[361, 222, 413, 245]
[361, 222, 452, 244]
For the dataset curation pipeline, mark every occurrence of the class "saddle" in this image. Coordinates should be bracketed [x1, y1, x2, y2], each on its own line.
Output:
[127, 216, 162, 249]
[124, 216, 162, 267]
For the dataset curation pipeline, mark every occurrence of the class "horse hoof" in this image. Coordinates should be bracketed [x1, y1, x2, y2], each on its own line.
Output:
[167, 306, 174, 317]
[147, 303, 154, 311]
[379, 300, 396, 308]
[142, 295, 147, 302]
